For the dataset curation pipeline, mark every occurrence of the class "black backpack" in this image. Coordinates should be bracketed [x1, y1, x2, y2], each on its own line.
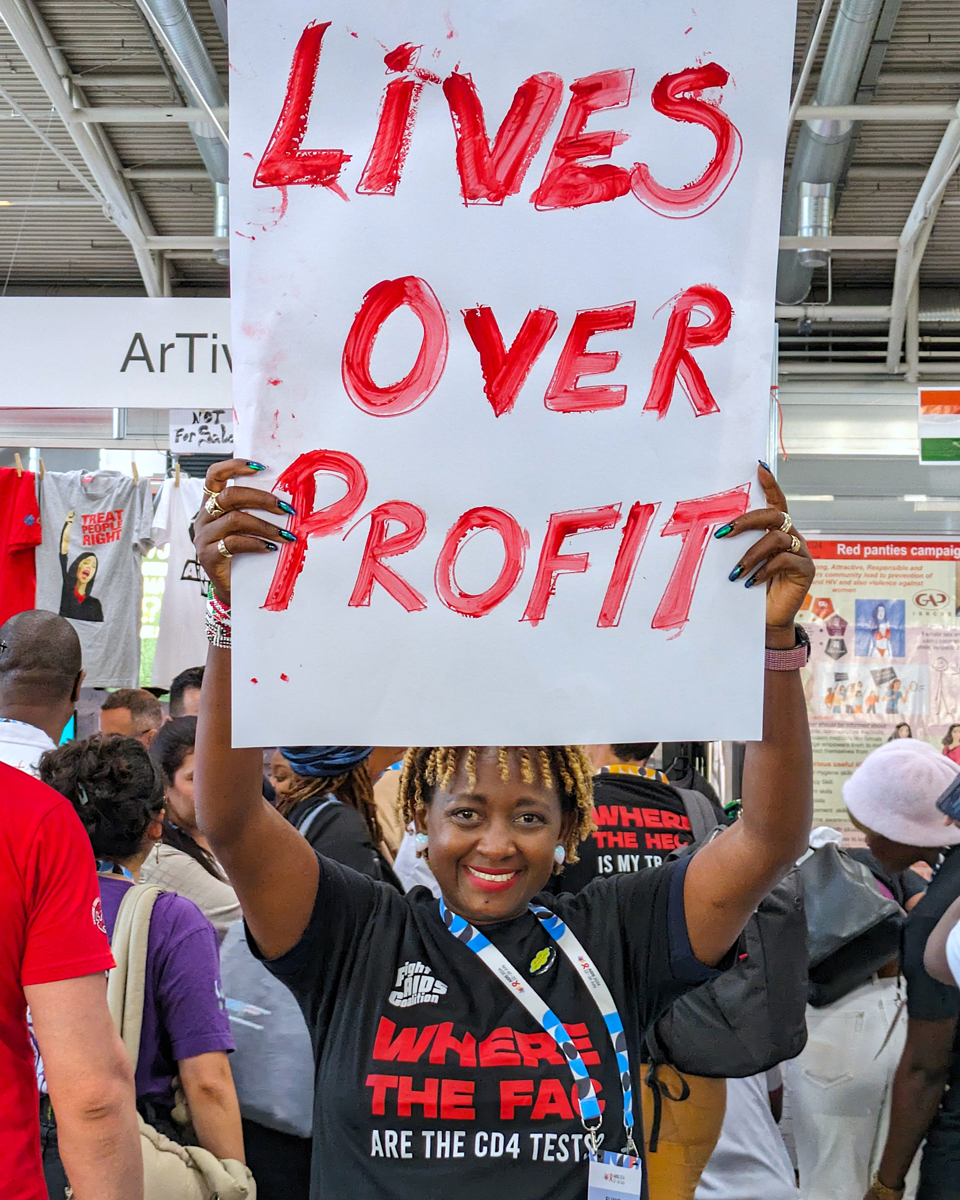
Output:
[645, 789, 809, 1081]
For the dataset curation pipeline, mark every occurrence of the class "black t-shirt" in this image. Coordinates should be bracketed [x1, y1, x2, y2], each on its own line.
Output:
[288, 795, 403, 892]
[902, 845, 960, 1113]
[251, 853, 723, 1200]
[558, 770, 698, 895]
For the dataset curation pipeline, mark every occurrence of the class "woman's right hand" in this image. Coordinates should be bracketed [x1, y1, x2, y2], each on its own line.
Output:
[194, 458, 297, 603]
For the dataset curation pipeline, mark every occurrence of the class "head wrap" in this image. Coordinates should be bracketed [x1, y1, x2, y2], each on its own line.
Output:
[843, 737, 960, 847]
[279, 745, 374, 778]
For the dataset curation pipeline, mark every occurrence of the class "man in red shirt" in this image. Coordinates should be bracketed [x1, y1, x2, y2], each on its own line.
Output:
[0, 761, 142, 1200]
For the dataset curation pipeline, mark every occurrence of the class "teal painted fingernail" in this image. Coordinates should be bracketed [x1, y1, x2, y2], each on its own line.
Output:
[729, 564, 744, 582]
[759, 460, 771, 472]
[265, 541, 279, 551]
[247, 461, 266, 471]
[715, 524, 734, 539]
[744, 575, 758, 589]
[278, 529, 297, 542]
[277, 501, 297, 516]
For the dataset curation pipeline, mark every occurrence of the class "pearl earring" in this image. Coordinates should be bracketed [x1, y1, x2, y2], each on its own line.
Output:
[415, 832, 429, 856]
[554, 844, 566, 865]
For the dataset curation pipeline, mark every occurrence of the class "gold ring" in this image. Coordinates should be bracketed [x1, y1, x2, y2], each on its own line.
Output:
[217, 538, 232, 559]
[789, 534, 802, 554]
[202, 483, 222, 499]
[205, 493, 226, 519]
[779, 512, 793, 533]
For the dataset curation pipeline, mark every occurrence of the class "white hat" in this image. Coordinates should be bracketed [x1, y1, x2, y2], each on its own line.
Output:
[843, 737, 960, 847]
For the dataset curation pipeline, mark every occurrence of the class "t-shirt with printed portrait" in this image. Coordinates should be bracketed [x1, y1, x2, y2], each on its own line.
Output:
[251, 853, 728, 1200]
[34, 471, 154, 687]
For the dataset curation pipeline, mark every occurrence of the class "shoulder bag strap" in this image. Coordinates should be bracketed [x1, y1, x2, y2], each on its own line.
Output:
[673, 788, 720, 844]
[106, 884, 163, 1073]
[296, 796, 339, 842]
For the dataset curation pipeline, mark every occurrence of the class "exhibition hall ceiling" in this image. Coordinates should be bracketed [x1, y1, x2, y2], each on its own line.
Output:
[0, 0, 956, 386]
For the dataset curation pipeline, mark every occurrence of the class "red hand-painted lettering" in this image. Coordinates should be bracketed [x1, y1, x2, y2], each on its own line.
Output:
[435, 507, 528, 617]
[254, 23, 351, 197]
[645, 285, 733, 419]
[532, 70, 634, 210]
[462, 306, 558, 417]
[357, 46, 426, 196]
[522, 506, 622, 626]
[544, 303, 636, 413]
[652, 484, 750, 633]
[264, 449, 368, 612]
[348, 501, 428, 611]
[444, 71, 563, 205]
[597, 501, 659, 627]
[342, 276, 449, 417]
[631, 63, 743, 218]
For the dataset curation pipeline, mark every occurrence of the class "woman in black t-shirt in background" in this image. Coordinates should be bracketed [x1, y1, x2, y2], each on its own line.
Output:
[190, 459, 815, 1200]
[271, 744, 403, 890]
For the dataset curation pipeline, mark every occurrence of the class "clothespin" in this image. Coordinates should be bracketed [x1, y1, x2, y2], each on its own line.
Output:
[13, 452, 22, 477]
[174, 460, 181, 488]
[131, 461, 139, 484]
[38, 457, 45, 480]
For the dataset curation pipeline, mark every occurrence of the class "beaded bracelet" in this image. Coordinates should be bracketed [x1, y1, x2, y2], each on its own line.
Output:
[205, 591, 232, 649]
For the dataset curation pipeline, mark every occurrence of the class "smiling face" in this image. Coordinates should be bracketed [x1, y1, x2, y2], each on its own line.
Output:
[416, 749, 574, 926]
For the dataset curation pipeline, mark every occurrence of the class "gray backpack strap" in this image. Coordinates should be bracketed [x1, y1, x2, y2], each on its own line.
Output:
[296, 796, 339, 842]
[673, 788, 720, 844]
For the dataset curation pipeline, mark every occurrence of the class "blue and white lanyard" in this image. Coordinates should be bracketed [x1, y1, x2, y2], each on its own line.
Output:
[439, 897, 638, 1159]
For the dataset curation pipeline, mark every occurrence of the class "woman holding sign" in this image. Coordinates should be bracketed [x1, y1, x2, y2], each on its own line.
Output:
[191, 459, 814, 1200]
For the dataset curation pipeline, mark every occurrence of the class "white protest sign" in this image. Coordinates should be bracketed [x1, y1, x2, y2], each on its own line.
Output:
[229, 0, 796, 746]
[0, 298, 231, 407]
[170, 408, 234, 453]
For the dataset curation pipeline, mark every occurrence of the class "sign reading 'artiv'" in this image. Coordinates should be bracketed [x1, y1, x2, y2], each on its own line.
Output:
[227, 0, 797, 745]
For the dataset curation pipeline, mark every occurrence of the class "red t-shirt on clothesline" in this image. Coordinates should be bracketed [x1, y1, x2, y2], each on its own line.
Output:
[0, 468, 42, 628]
[0, 762, 114, 1200]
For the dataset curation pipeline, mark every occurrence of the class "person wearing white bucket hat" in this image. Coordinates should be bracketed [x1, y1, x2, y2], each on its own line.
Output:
[840, 738, 960, 1200]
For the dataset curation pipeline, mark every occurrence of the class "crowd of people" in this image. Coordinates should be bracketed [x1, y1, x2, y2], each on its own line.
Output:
[5, 459, 960, 1200]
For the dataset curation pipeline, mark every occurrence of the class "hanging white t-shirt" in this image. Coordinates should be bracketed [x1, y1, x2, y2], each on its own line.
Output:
[695, 1069, 798, 1200]
[150, 476, 208, 688]
[35, 471, 154, 688]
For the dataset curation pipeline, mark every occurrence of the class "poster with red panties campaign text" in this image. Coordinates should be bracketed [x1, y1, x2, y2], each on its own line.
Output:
[803, 539, 960, 836]
[227, 1, 797, 745]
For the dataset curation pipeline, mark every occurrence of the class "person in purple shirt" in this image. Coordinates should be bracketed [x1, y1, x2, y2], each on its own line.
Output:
[37, 733, 244, 1194]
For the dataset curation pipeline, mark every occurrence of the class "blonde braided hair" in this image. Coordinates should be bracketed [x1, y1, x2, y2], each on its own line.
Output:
[398, 747, 595, 867]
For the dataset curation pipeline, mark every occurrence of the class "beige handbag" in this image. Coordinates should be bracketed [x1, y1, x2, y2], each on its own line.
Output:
[108, 884, 256, 1200]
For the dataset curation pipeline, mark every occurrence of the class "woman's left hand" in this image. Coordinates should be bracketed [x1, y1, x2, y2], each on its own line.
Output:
[716, 463, 815, 637]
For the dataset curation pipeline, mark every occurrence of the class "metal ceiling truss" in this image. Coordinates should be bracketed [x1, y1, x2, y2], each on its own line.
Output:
[0, 0, 166, 294]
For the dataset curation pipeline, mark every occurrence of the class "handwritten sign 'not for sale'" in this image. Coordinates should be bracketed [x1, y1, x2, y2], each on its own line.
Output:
[228, 0, 797, 746]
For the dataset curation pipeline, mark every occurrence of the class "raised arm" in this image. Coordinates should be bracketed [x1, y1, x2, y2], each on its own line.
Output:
[60, 510, 75, 558]
[684, 465, 814, 966]
[193, 459, 319, 959]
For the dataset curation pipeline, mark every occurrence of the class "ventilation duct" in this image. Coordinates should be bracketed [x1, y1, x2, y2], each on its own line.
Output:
[777, 0, 885, 303]
[139, 0, 229, 265]
[797, 182, 834, 268]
